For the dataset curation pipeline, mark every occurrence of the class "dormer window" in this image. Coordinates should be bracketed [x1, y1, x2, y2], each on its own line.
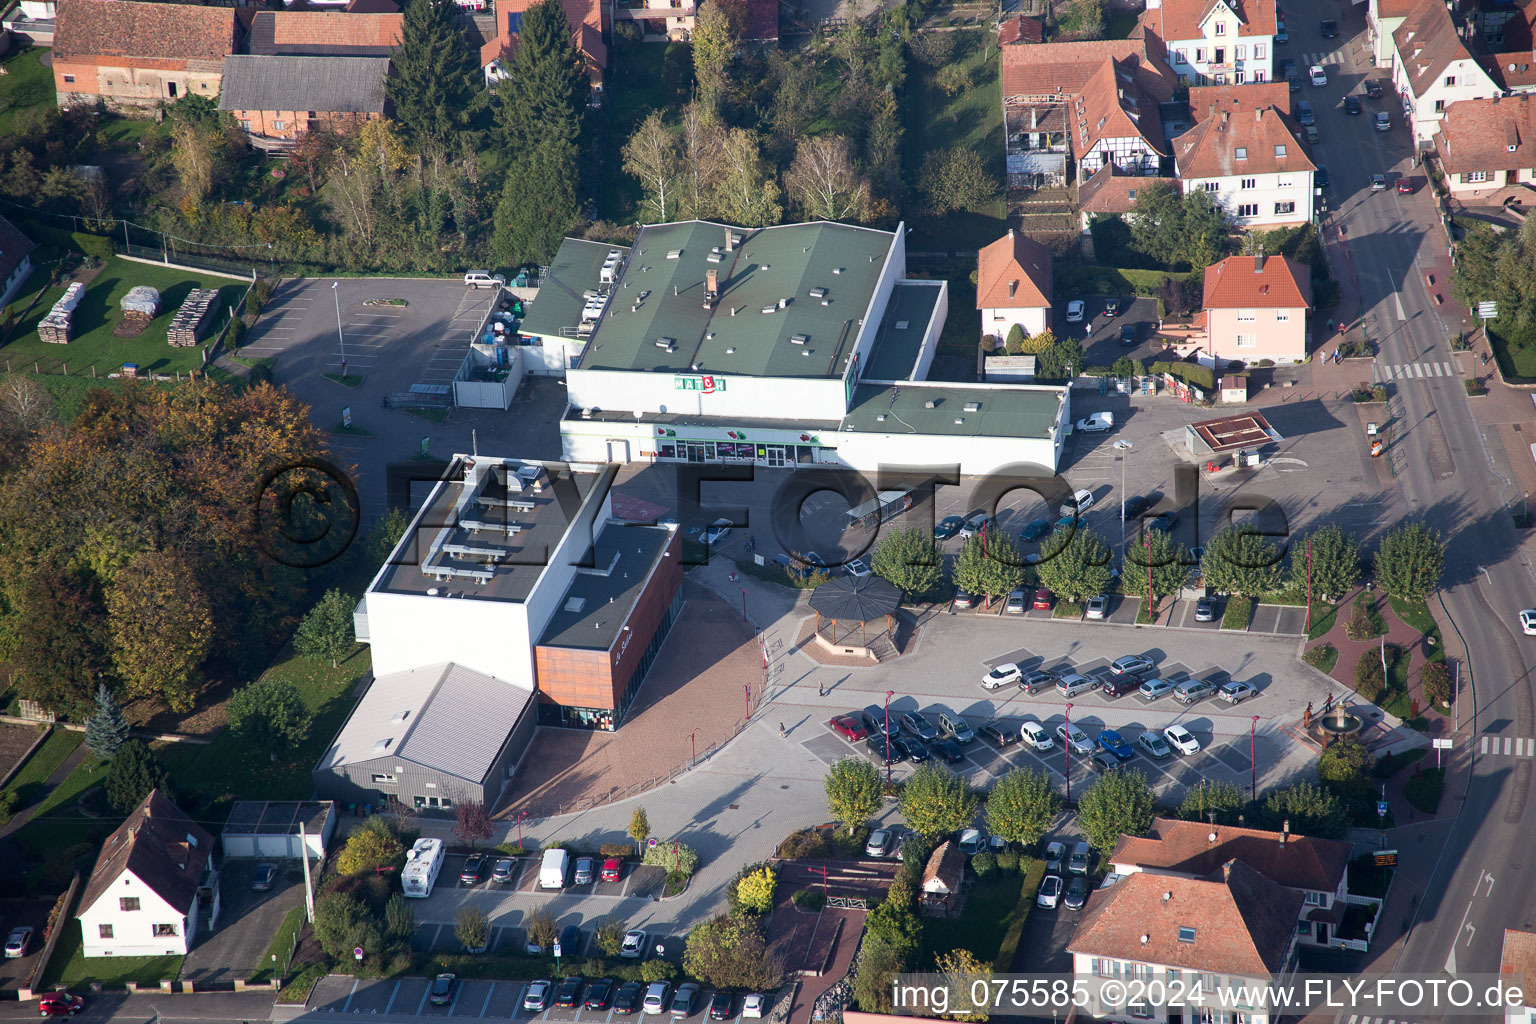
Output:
[1275, 144, 1287, 157]
[1178, 927, 1197, 943]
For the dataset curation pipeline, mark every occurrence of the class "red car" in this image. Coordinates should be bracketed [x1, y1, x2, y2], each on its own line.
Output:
[1032, 587, 1054, 610]
[39, 992, 84, 1017]
[601, 858, 622, 882]
[829, 715, 867, 742]
[1396, 177, 1414, 194]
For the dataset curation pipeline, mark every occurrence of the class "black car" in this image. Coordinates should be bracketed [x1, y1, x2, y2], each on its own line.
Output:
[1280, 57, 1297, 77]
[861, 705, 898, 738]
[556, 978, 584, 1009]
[900, 710, 940, 742]
[1147, 511, 1180, 533]
[559, 925, 582, 957]
[979, 722, 1016, 747]
[710, 993, 734, 1020]
[934, 738, 966, 763]
[1019, 517, 1052, 541]
[866, 733, 904, 765]
[1123, 495, 1154, 519]
[429, 974, 457, 1007]
[1099, 673, 1142, 699]
[1364, 78, 1383, 98]
[934, 514, 965, 540]
[1089, 752, 1118, 773]
[585, 980, 614, 1011]
[897, 735, 930, 763]
[614, 982, 645, 1015]
[1104, 297, 1121, 317]
[1118, 323, 1137, 346]
[1320, 17, 1337, 36]
[251, 863, 278, 892]
[1344, 95, 1361, 115]
[1315, 165, 1330, 188]
[1287, 72, 1301, 93]
[459, 853, 485, 885]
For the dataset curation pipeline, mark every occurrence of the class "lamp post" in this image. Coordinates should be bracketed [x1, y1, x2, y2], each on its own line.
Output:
[1305, 539, 1313, 632]
[1113, 440, 1133, 557]
[1144, 529, 1153, 622]
[1250, 715, 1260, 803]
[744, 683, 751, 719]
[687, 728, 699, 768]
[331, 281, 347, 379]
[884, 690, 895, 786]
[515, 810, 528, 853]
[741, 587, 748, 623]
[1064, 703, 1074, 802]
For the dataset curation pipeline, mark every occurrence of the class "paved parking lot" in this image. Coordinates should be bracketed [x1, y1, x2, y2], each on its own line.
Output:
[1056, 295, 1163, 368]
[183, 859, 306, 983]
[303, 973, 757, 1022]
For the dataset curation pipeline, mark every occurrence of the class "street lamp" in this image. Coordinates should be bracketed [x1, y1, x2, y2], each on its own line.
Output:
[515, 810, 528, 853]
[1250, 715, 1260, 802]
[1064, 703, 1074, 803]
[884, 690, 895, 785]
[332, 281, 347, 379]
[687, 728, 699, 768]
[1113, 441, 1133, 557]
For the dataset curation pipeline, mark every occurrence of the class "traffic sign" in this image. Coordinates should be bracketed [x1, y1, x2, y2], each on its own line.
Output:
[1377, 801, 1389, 817]
[647, 837, 658, 849]
[553, 941, 562, 958]
[353, 947, 364, 961]
[1433, 738, 1453, 748]
[1478, 301, 1499, 320]
[1374, 850, 1398, 866]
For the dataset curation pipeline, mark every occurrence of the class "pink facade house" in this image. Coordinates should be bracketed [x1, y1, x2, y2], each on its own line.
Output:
[1201, 253, 1310, 365]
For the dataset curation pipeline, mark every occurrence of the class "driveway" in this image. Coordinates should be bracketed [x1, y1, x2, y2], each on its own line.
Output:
[0, 897, 53, 990]
[181, 859, 304, 984]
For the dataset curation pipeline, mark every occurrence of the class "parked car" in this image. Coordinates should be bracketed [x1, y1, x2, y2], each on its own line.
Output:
[643, 982, 673, 1015]
[1304, 124, 1320, 145]
[979, 722, 1016, 747]
[1522, 609, 1536, 635]
[1098, 729, 1135, 762]
[1089, 751, 1118, 773]
[4, 927, 32, 959]
[1321, 17, 1337, 35]
[896, 735, 930, 763]
[1375, 111, 1391, 131]
[866, 733, 903, 764]
[703, 518, 732, 545]
[1397, 177, 1415, 194]
[1138, 731, 1173, 759]
[671, 983, 702, 1019]
[1371, 173, 1388, 191]
[959, 829, 987, 855]
[934, 515, 965, 540]
[1056, 673, 1096, 698]
[742, 995, 767, 1019]
[1033, 587, 1054, 610]
[1174, 677, 1219, 704]
[615, 982, 646, 1014]
[38, 992, 85, 1017]
[1287, 72, 1301, 93]
[525, 982, 556, 1013]
[1056, 722, 1094, 754]
[953, 589, 977, 609]
[1309, 64, 1327, 85]
[959, 511, 992, 538]
[556, 977, 585, 1009]
[1020, 720, 1054, 750]
[934, 738, 966, 763]
[710, 993, 735, 1020]
[1099, 673, 1141, 699]
[1064, 875, 1090, 910]
[1344, 94, 1361, 115]
[1005, 589, 1027, 614]
[1138, 677, 1178, 701]
[1280, 57, 1297, 77]
[1164, 724, 1201, 755]
[1219, 680, 1258, 704]
[1020, 518, 1052, 541]
[931, 705, 975, 743]
[490, 857, 515, 884]
[559, 925, 581, 957]
[1060, 488, 1096, 517]
[1076, 412, 1115, 433]
[846, 558, 871, 577]
[1066, 300, 1085, 323]
[573, 857, 595, 885]
[251, 863, 278, 892]
[983, 663, 1024, 689]
[1037, 874, 1064, 909]
[1365, 77, 1384, 98]
[1069, 841, 1092, 875]
[463, 271, 505, 289]
[1315, 165, 1330, 188]
[569, 981, 607, 1012]
[430, 974, 458, 1008]
[1297, 99, 1315, 125]
[1147, 511, 1179, 533]
[1104, 296, 1121, 317]
[620, 930, 648, 959]
[1118, 324, 1137, 346]
[829, 715, 866, 742]
[1020, 669, 1055, 694]
[901, 710, 940, 742]
[1275, 19, 1288, 42]
[602, 858, 623, 882]
[861, 705, 899, 737]
[1044, 841, 1065, 873]
[1194, 597, 1216, 622]
[865, 829, 894, 858]
[1111, 654, 1155, 676]
[459, 854, 485, 885]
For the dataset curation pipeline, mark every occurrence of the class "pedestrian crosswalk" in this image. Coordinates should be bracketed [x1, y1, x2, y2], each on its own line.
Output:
[1372, 361, 1456, 381]
[1301, 50, 1347, 67]
[1480, 735, 1536, 757]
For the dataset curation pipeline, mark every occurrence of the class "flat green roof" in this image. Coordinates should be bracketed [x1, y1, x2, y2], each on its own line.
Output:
[576, 220, 896, 380]
[519, 238, 630, 341]
[861, 281, 943, 382]
[536, 524, 672, 651]
[841, 383, 1065, 439]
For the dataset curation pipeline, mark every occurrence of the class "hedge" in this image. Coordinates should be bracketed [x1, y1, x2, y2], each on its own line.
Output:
[1054, 261, 1202, 298]
[72, 232, 115, 261]
[1148, 360, 1215, 392]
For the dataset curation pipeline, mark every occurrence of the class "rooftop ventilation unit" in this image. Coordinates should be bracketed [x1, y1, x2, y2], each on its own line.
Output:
[833, 267, 844, 274]
[790, 334, 809, 344]
[963, 402, 981, 412]
[925, 400, 937, 409]
[762, 304, 778, 314]
[666, 249, 683, 259]
[373, 738, 392, 753]
[876, 414, 887, 422]
[391, 710, 410, 724]
[895, 320, 909, 329]
[810, 287, 827, 298]
[565, 596, 587, 613]
[954, 417, 964, 425]
[655, 337, 676, 348]
[707, 247, 724, 263]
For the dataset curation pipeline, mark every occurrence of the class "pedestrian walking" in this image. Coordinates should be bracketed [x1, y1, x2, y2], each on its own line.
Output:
[778, 723, 786, 738]
[818, 682, 826, 697]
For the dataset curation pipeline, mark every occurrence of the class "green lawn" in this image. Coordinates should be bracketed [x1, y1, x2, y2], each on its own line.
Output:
[166, 646, 371, 819]
[0, 48, 55, 137]
[2, 258, 246, 377]
[253, 906, 307, 984]
[1488, 321, 1536, 380]
[1307, 600, 1339, 641]
[902, 29, 1007, 249]
[43, 920, 183, 989]
[919, 868, 1036, 968]
[2, 728, 82, 809]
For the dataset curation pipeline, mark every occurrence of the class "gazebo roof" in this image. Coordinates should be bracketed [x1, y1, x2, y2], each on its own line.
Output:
[808, 575, 902, 621]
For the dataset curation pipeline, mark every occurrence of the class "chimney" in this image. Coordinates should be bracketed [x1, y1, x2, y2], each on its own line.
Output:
[1255, 107, 1261, 122]
[724, 228, 735, 251]
[1031, 107, 1039, 129]
[1282, 819, 1291, 842]
[1254, 247, 1265, 273]
[703, 268, 719, 310]
[1009, 280, 1019, 298]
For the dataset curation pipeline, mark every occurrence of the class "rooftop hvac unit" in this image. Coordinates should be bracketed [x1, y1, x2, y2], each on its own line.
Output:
[925, 400, 937, 409]
[666, 249, 683, 259]
[809, 287, 827, 298]
[762, 304, 777, 314]
[833, 267, 844, 274]
[707, 247, 723, 263]
[655, 337, 676, 348]
[963, 402, 981, 412]
[790, 334, 809, 344]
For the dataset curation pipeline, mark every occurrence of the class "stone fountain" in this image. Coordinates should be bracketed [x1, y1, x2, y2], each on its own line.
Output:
[1314, 701, 1365, 743]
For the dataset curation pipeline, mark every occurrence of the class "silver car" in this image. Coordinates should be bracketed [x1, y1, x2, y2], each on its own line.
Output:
[1037, 874, 1063, 909]
[574, 857, 595, 884]
[1085, 595, 1108, 619]
[1138, 677, 1178, 701]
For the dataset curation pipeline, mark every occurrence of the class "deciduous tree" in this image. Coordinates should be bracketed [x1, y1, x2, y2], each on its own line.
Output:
[1262, 780, 1345, 838]
[870, 525, 943, 600]
[684, 915, 784, 990]
[1373, 522, 1444, 602]
[733, 864, 776, 915]
[525, 906, 558, 948]
[1201, 526, 1285, 597]
[1123, 529, 1193, 607]
[1076, 768, 1155, 854]
[898, 762, 978, 839]
[1290, 524, 1361, 601]
[919, 150, 999, 214]
[824, 756, 884, 833]
[336, 818, 405, 875]
[985, 768, 1059, 847]
[623, 112, 682, 224]
[691, 0, 743, 116]
[934, 948, 993, 1020]
[852, 938, 907, 1013]
[455, 906, 490, 950]
[11, 567, 111, 720]
[1035, 525, 1113, 602]
[106, 549, 212, 712]
[227, 677, 313, 751]
[1178, 778, 1245, 823]
[713, 128, 782, 227]
[1317, 739, 1375, 798]
[628, 806, 651, 851]
[1034, 334, 1085, 381]
[385, 893, 415, 941]
[293, 588, 357, 668]
[454, 801, 493, 848]
[785, 135, 868, 222]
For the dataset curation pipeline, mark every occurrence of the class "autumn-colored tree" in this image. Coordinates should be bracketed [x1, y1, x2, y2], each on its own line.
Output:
[9, 565, 111, 720]
[106, 549, 213, 712]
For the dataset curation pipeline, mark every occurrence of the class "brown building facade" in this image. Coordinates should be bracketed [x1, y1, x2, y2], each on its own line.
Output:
[53, 0, 238, 109]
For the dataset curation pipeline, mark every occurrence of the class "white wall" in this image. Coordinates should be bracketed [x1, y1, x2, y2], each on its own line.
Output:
[567, 368, 850, 422]
[1167, 31, 1274, 83]
[79, 870, 195, 958]
[981, 305, 1048, 340]
[1396, 56, 1501, 143]
[519, 336, 583, 375]
[911, 280, 947, 382]
[365, 589, 536, 684]
[847, 229, 907, 373]
[834, 428, 1064, 477]
[1183, 169, 1314, 225]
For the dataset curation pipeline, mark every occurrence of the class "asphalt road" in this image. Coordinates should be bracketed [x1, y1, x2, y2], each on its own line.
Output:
[1305, 0, 1536, 993]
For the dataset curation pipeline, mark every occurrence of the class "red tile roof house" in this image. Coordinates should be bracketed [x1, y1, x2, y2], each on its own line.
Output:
[1136, 0, 1278, 87]
[1075, 164, 1178, 234]
[1109, 818, 1353, 947]
[1069, 861, 1304, 1024]
[1069, 57, 1169, 181]
[1390, 0, 1503, 144]
[52, 0, 239, 110]
[1173, 82, 1316, 227]
[482, 0, 605, 91]
[1432, 94, 1536, 204]
[977, 229, 1053, 342]
[1199, 253, 1311, 365]
[219, 55, 391, 150]
[76, 789, 216, 958]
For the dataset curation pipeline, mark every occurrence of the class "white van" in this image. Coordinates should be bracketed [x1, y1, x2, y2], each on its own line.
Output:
[539, 848, 569, 889]
[464, 270, 506, 289]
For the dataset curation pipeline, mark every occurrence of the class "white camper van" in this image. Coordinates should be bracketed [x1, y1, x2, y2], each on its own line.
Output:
[539, 848, 570, 889]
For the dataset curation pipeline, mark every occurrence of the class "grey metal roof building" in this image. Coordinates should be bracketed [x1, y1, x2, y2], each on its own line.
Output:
[313, 662, 536, 809]
[217, 55, 389, 114]
[221, 801, 336, 859]
[519, 238, 631, 344]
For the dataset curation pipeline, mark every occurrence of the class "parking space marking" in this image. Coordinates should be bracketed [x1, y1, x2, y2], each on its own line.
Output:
[419, 979, 433, 1015]
[342, 978, 360, 1012]
[482, 982, 496, 1017]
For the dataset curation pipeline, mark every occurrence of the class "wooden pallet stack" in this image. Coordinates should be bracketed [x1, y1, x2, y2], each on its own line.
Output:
[37, 282, 85, 344]
[166, 289, 219, 347]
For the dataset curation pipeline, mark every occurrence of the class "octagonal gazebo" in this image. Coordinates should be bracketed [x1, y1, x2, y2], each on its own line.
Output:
[808, 575, 902, 654]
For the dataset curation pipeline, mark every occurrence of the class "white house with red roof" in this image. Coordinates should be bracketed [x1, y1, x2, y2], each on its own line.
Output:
[1390, 0, 1502, 143]
[976, 229, 1053, 342]
[1138, 0, 1276, 86]
[1201, 253, 1311, 364]
[1432, 93, 1536, 201]
[1174, 83, 1315, 227]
